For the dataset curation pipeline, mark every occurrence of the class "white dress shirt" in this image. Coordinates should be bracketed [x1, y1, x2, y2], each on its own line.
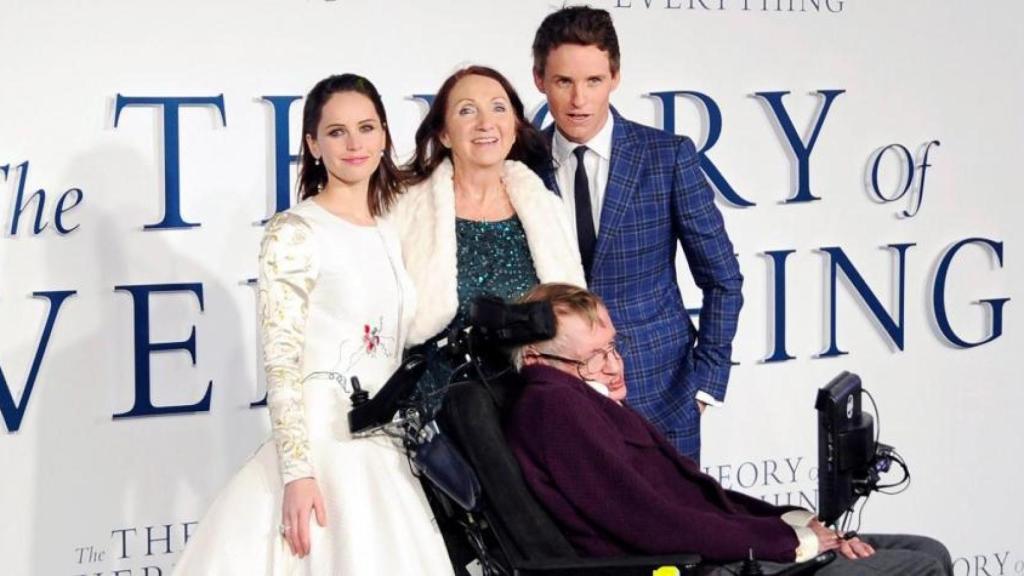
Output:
[551, 113, 615, 237]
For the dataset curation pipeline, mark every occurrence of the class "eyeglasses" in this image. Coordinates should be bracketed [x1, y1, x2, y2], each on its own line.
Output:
[529, 334, 629, 380]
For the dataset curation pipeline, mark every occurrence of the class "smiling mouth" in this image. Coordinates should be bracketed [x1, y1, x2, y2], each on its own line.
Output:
[472, 137, 499, 145]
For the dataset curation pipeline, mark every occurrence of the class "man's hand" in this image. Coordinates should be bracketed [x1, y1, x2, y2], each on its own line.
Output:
[282, 477, 328, 557]
[808, 519, 875, 559]
[836, 536, 875, 559]
[808, 518, 840, 553]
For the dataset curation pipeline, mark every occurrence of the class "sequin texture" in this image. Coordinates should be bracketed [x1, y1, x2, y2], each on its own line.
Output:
[415, 215, 539, 415]
[452, 216, 540, 326]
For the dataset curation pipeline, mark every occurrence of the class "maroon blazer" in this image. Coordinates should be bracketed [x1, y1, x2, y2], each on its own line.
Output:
[505, 365, 801, 563]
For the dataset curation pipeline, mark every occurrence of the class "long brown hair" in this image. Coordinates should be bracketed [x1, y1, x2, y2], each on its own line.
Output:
[403, 65, 553, 185]
[297, 74, 402, 216]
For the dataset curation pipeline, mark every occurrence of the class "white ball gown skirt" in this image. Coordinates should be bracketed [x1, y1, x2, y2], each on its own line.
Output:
[171, 379, 454, 575]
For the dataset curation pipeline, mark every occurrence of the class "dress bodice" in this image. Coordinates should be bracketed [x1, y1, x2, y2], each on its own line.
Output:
[449, 215, 540, 331]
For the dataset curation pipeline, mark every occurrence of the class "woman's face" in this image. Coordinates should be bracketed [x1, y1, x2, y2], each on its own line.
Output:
[440, 74, 517, 171]
[306, 91, 386, 189]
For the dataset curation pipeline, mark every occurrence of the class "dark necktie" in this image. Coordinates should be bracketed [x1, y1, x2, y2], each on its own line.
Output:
[573, 145, 597, 281]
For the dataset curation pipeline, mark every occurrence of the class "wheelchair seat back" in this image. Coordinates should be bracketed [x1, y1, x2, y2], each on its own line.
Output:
[441, 367, 580, 563]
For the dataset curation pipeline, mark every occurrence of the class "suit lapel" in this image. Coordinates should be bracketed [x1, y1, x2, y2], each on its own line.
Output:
[594, 110, 643, 277]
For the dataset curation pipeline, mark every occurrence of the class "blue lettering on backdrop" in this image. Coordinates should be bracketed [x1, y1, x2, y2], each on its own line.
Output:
[933, 238, 1010, 348]
[753, 90, 845, 203]
[648, 90, 754, 207]
[818, 243, 914, 357]
[764, 249, 797, 363]
[870, 140, 941, 218]
[530, 102, 550, 129]
[870, 144, 914, 205]
[0, 291, 76, 432]
[54, 187, 84, 233]
[112, 283, 212, 418]
[2, 161, 85, 236]
[113, 95, 227, 229]
[261, 96, 302, 220]
[409, 94, 436, 111]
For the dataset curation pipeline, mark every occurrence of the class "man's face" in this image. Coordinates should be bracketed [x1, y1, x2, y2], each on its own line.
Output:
[536, 306, 626, 402]
[534, 43, 620, 144]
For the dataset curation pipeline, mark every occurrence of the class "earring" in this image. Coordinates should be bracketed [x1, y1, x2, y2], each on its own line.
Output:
[315, 157, 321, 166]
[317, 181, 324, 193]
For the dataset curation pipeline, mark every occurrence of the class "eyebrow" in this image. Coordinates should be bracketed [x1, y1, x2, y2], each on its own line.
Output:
[324, 118, 377, 128]
[454, 96, 509, 105]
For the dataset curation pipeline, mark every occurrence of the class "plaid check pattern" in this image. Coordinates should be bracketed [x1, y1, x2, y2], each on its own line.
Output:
[543, 109, 744, 462]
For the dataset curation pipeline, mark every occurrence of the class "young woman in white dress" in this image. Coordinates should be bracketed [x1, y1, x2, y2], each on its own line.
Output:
[172, 74, 453, 575]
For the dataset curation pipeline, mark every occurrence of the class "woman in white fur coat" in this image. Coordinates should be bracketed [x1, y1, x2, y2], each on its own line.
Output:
[389, 65, 585, 411]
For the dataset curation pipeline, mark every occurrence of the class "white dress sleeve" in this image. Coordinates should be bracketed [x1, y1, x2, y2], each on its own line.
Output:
[258, 212, 319, 485]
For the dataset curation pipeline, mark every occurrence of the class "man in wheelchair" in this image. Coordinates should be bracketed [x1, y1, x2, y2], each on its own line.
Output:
[502, 283, 952, 576]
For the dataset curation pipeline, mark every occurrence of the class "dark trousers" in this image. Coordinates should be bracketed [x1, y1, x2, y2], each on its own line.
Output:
[707, 534, 953, 576]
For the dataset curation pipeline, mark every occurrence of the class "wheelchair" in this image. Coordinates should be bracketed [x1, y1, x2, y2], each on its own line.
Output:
[348, 297, 834, 576]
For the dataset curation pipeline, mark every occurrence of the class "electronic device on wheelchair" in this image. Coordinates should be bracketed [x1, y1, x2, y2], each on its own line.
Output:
[346, 295, 555, 438]
[816, 371, 911, 531]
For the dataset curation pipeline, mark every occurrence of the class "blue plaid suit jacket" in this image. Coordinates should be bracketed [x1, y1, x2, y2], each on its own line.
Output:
[542, 109, 743, 461]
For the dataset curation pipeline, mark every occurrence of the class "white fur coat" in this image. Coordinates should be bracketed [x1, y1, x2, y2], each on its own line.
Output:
[389, 159, 586, 345]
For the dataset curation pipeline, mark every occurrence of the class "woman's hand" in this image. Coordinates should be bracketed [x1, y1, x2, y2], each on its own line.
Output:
[281, 477, 328, 557]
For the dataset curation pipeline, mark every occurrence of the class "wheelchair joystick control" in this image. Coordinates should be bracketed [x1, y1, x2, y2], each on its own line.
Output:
[349, 376, 369, 408]
[739, 549, 764, 576]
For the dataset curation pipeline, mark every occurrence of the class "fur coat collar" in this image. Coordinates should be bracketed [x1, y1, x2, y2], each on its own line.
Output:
[390, 159, 586, 345]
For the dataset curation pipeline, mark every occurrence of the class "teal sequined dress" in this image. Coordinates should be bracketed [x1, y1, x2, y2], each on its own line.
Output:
[416, 215, 539, 414]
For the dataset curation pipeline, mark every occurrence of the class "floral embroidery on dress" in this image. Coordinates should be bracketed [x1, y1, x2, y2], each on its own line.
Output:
[305, 317, 398, 395]
[361, 316, 395, 358]
[364, 323, 379, 352]
[259, 212, 319, 484]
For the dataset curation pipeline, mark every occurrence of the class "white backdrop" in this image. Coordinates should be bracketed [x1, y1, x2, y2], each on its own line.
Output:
[2, 1, 1021, 575]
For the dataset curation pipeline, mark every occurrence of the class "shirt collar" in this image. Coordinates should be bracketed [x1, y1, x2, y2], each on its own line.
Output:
[552, 110, 615, 164]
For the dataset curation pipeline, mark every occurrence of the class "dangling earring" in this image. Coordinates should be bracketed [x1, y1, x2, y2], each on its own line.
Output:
[315, 157, 321, 167]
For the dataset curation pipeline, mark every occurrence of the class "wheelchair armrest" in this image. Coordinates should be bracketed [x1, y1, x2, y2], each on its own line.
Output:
[514, 553, 701, 575]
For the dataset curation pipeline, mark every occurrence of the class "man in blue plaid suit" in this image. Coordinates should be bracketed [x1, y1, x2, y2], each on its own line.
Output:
[531, 6, 744, 462]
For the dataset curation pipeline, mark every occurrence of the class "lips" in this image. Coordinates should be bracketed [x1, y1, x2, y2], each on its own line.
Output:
[341, 156, 370, 165]
[471, 137, 499, 145]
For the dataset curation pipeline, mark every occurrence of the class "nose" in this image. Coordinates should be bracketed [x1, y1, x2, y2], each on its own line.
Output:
[604, 349, 623, 375]
[476, 109, 496, 130]
[570, 83, 586, 108]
